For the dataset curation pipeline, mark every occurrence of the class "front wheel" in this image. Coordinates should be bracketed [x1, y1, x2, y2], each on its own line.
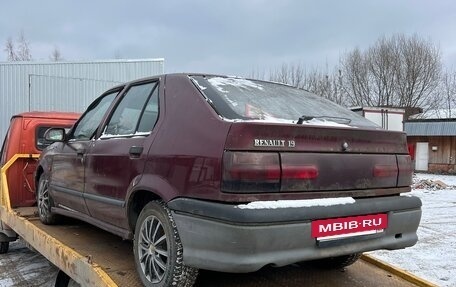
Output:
[133, 201, 198, 287]
[37, 174, 59, 225]
[0, 242, 9, 254]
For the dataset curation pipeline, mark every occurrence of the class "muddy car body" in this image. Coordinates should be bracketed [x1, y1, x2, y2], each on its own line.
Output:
[36, 74, 421, 286]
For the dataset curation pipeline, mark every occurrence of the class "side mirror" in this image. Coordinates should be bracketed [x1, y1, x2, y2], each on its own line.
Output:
[44, 128, 66, 142]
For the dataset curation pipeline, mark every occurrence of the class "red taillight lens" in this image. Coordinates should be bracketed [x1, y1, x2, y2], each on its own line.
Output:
[282, 165, 319, 180]
[397, 155, 413, 186]
[222, 152, 280, 193]
[373, 165, 398, 177]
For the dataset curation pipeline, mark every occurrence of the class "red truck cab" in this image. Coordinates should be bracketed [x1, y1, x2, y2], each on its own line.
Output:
[1, 112, 79, 207]
[1, 112, 79, 253]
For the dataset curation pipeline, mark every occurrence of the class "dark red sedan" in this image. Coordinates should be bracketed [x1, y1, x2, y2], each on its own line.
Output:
[37, 74, 421, 287]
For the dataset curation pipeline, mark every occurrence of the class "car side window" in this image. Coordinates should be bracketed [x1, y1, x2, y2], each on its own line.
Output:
[137, 86, 159, 133]
[71, 91, 119, 140]
[103, 82, 157, 136]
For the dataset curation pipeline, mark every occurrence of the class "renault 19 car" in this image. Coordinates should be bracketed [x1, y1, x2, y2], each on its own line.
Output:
[36, 74, 421, 287]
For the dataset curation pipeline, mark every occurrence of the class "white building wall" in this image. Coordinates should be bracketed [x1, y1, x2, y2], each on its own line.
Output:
[0, 59, 164, 140]
[364, 111, 404, 131]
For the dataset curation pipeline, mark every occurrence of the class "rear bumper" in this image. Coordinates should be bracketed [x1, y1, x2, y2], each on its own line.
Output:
[169, 195, 422, 272]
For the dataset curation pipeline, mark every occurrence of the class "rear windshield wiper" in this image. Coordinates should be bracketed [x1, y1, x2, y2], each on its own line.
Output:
[297, 115, 351, 125]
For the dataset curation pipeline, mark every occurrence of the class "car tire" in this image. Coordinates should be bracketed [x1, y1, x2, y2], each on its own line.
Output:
[0, 242, 9, 254]
[37, 174, 60, 225]
[133, 201, 198, 287]
[310, 253, 362, 269]
[54, 270, 80, 287]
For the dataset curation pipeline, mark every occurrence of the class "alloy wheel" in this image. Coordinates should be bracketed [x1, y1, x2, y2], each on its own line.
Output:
[38, 179, 50, 218]
[138, 215, 170, 283]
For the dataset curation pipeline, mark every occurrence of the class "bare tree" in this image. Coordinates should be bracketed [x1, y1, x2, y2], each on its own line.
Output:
[250, 34, 442, 113]
[16, 30, 32, 61]
[340, 48, 372, 106]
[50, 46, 63, 61]
[395, 35, 441, 111]
[266, 63, 347, 105]
[4, 37, 18, 61]
[340, 34, 441, 112]
[4, 31, 33, 61]
[439, 69, 456, 118]
[248, 66, 267, 81]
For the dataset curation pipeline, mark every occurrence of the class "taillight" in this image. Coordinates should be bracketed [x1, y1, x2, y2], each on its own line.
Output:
[282, 165, 319, 180]
[222, 151, 280, 193]
[397, 155, 413, 186]
[373, 165, 398, 177]
[280, 153, 320, 192]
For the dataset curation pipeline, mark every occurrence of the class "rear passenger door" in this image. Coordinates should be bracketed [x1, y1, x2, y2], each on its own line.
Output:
[84, 80, 160, 229]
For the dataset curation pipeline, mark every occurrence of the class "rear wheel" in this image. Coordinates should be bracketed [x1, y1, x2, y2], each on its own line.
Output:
[37, 174, 59, 225]
[311, 253, 362, 269]
[0, 242, 9, 254]
[133, 201, 198, 287]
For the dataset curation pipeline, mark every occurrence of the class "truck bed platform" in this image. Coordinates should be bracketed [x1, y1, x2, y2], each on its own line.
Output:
[1, 156, 433, 287]
[3, 207, 424, 287]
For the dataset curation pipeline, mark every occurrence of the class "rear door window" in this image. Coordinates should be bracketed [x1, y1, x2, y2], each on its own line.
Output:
[102, 81, 158, 137]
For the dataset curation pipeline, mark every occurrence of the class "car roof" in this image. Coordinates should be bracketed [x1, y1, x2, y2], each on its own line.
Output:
[117, 73, 292, 89]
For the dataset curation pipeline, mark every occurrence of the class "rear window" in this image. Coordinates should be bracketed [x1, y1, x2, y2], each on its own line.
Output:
[190, 76, 377, 128]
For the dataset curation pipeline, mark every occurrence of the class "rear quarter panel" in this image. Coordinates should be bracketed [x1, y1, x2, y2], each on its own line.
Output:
[137, 74, 231, 202]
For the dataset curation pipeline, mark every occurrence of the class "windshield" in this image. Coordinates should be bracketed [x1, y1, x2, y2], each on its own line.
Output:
[190, 75, 377, 128]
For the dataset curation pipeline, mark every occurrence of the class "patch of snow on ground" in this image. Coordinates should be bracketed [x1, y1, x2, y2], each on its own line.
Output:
[237, 197, 355, 209]
[371, 173, 456, 287]
[0, 239, 58, 286]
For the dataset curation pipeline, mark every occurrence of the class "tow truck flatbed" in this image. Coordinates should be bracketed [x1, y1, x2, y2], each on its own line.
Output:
[1, 155, 435, 287]
[2, 208, 430, 287]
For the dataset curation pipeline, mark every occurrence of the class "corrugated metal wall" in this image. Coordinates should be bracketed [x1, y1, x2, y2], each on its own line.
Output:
[0, 59, 164, 140]
[405, 121, 456, 136]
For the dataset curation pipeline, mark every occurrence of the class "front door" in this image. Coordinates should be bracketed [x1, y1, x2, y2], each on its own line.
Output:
[415, 142, 429, 171]
[49, 90, 119, 214]
[50, 141, 91, 214]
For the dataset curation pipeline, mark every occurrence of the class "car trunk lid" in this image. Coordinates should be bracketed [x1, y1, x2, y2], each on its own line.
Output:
[222, 122, 412, 194]
[225, 122, 408, 154]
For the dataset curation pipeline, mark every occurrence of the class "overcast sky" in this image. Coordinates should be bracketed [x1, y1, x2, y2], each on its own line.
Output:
[1, 0, 455, 76]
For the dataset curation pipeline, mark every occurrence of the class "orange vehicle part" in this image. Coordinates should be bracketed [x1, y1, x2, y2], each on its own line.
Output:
[0, 112, 79, 208]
